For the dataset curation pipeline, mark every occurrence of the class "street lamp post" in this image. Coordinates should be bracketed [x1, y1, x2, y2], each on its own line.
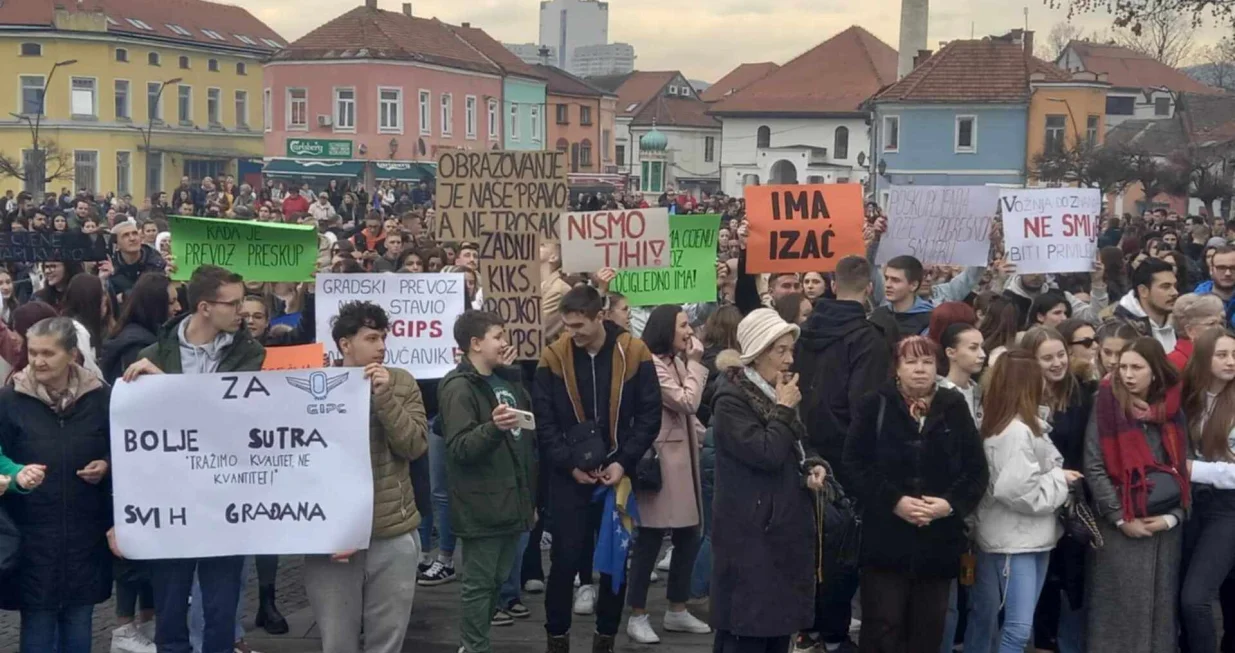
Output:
[1046, 97, 1085, 146]
[129, 77, 182, 196]
[8, 58, 77, 192]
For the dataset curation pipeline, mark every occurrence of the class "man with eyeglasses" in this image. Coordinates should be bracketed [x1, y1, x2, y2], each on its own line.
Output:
[1195, 245, 1235, 327]
[122, 265, 266, 653]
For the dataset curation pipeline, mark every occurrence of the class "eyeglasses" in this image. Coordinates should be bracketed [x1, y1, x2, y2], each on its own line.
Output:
[1071, 338, 1096, 348]
[1215, 265, 1235, 275]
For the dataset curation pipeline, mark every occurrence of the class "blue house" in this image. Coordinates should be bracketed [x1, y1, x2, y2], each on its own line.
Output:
[870, 31, 1070, 202]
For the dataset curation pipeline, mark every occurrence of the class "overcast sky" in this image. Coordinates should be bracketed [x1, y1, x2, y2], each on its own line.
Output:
[234, 0, 1227, 81]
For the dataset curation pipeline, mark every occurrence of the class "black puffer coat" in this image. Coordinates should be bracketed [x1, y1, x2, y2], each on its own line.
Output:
[100, 322, 157, 385]
[0, 382, 112, 610]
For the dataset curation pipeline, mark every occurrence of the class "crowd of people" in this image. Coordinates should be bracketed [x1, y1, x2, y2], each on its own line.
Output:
[3, 175, 1235, 653]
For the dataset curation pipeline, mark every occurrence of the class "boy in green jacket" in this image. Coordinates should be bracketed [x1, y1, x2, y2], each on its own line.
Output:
[439, 310, 538, 653]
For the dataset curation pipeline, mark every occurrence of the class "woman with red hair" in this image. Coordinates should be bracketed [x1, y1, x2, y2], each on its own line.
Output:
[927, 301, 977, 347]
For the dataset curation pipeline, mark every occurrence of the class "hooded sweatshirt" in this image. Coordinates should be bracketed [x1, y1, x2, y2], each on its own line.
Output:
[1003, 275, 1109, 327]
[1114, 290, 1177, 351]
[869, 296, 933, 344]
[1193, 279, 1235, 328]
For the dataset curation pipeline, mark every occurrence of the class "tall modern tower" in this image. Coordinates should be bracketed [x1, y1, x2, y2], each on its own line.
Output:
[897, 0, 929, 78]
[538, 0, 609, 70]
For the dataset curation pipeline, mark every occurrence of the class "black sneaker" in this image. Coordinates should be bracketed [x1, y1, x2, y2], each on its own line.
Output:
[794, 632, 821, 652]
[417, 561, 457, 586]
[506, 600, 531, 619]
[418, 561, 432, 574]
[492, 609, 515, 627]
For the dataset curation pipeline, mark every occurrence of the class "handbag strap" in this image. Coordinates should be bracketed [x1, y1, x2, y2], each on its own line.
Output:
[877, 395, 886, 442]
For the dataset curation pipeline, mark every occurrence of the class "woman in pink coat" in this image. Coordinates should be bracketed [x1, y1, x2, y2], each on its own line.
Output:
[625, 304, 713, 644]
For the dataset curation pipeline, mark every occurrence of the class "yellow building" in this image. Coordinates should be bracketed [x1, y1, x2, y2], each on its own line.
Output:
[1026, 70, 1111, 176]
[0, 1, 284, 200]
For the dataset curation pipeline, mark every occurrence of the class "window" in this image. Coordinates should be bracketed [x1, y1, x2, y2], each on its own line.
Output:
[208, 59, 219, 72]
[488, 99, 498, 140]
[1086, 115, 1100, 146]
[179, 55, 190, 69]
[680, 86, 692, 97]
[147, 82, 163, 121]
[114, 80, 130, 120]
[287, 88, 307, 130]
[147, 152, 163, 194]
[236, 62, 247, 76]
[20, 43, 41, 56]
[556, 138, 569, 153]
[1106, 96, 1134, 115]
[1044, 114, 1066, 154]
[616, 144, 625, 166]
[882, 116, 900, 151]
[70, 77, 96, 117]
[834, 126, 849, 159]
[178, 85, 192, 123]
[642, 160, 664, 193]
[235, 35, 257, 45]
[530, 106, 541, 141]
[756, 125, 770, 148]
[74, 151, 98, 192]
[115, 48, 128, 62]
[378, 87, 402, 133]
[556, 104, 569, 124]
[116, 151, 131, 196]
[201, 29, 225, 41]
[207, 88, 220, 125]
[602, 129, 610, 160]
[625, 102, 639, 112]
[441, 93, 453, 136]
[332, 88, 355, 131]
[580, 139, 592, 167]
[126, 18, 153, 30]
[235, 90, 248, 128]
[954, 116, 975, 153]
[580, 105, 592, 125]
[704, 136, 715, 163]
[148, 51, 160, 66]
[166, 24, 192, 36]
[418, 90, 431, 135]
[668, 86, 678, 96]
[263, 88, 271, 132]
[465, 96, 477, 139]
[261, 38, 282, 49]
[509, 104, 519, 140]
[19, 76, 44, 115]
[1154, 96, 1171, 116]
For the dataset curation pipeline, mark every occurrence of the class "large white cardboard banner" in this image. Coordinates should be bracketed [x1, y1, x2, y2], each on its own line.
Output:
[315, 272, 464, 379]
[876, 185, 1000, 266]
[999, 188, 1102, 274]
[560, 207, 671, 273]
[111, 369, 374, 559]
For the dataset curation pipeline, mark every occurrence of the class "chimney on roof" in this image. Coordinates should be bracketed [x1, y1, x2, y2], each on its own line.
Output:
[402, 2, 412, 16]
[462, 21, 470, 27]
[538, 45, 551, 66]
[364, 0, 377, 9]
[913, 49, 932, 68]
[897, 0, 929, 79]
[1023, 30, 1034, 59]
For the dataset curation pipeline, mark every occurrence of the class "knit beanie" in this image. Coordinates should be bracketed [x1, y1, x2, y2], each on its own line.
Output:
[737, 308, 800, 365]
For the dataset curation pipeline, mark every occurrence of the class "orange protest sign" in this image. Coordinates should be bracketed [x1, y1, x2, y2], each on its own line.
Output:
[744, 184, 865, 273]
[261, 343, 326, 371]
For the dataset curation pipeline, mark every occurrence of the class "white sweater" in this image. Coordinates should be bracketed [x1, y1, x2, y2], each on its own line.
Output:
[974, 417, 1068, 554]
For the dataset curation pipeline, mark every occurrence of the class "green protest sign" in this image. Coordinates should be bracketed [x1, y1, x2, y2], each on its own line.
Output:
[608, 214, 719, 306]
[169, 215, 317, 282]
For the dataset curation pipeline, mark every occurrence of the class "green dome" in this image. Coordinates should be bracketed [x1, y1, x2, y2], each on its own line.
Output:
[640, 128, 668, 152]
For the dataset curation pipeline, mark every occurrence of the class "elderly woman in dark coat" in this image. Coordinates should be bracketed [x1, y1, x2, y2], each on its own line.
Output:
[710, 308, 833, 653]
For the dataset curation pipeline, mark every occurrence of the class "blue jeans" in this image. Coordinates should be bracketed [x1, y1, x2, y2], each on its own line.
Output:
[20, 605, 94, 653]
[429, 428, 456, 556]
[689, 458, 714, 599]
[150, 555, 245, 653]
[964, 551, 1050, 653]
[501, 531, 530, 607]
[1055, 588, 1085, 653]
[190, 557, 248, 652]
[414, 415, 436, 554]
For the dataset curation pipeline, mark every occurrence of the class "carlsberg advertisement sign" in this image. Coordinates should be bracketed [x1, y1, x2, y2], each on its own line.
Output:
[285, 139, 353, 159]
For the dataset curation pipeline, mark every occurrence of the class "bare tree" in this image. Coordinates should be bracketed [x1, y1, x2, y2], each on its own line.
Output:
[1199, 36, 1235, 91]
[1046, 0, 1235, 37]
[1038, 22, 1087, 60]
[0, 138, 74, 192]
[1110, 10, 1197, 66]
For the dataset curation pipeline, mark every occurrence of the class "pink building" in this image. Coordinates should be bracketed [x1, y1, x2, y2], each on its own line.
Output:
[262, 0, 510, 186]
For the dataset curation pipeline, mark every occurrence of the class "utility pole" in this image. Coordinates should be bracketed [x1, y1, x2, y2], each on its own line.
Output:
[9, 58, 77, 193]
[129, 77, 182, 196]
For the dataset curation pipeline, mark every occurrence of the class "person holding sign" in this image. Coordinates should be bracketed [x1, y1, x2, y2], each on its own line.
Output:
[0, 317, 112, 653]
[303, 301, 429, 653]
[438, 311, 538, 653]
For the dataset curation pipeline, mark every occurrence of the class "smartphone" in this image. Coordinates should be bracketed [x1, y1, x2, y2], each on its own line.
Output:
[511, 408, 536, 431]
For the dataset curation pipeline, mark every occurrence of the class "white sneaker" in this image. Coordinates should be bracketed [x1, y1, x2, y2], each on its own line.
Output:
[573, 584, 597, 615]
[627, 614, 661, 644]
[574, 573, 581, 588]
[137, 620, 155, 643]
[656, 546, 674, 572]
[524, 578, 545, 593]
[650, 570, 660, 583]
[663, 609, 711, 634]
[540, 532, 553, 550]
[111, 623, 157, 653]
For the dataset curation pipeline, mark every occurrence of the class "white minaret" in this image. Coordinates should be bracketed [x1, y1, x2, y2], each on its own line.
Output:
[897, 0, 929, 79]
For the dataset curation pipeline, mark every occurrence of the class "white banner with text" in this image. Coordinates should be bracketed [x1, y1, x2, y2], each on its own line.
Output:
[999, 188, 1102, 274]
[876, 185, 999, 266]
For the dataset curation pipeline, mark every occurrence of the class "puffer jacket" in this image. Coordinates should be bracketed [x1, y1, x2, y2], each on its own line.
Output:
[974, 417, 1068, 554]
[369, 367, 430, 539]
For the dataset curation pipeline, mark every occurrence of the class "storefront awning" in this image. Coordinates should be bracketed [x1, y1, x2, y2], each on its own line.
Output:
[372, 161, 436, 182]
[263, 158, 364, 178]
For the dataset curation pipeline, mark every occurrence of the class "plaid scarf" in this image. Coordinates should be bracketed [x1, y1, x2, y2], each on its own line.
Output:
[1095, 379, 1190, 522]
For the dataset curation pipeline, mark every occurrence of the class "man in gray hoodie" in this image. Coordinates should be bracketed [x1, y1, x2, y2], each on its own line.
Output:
[1113, 257, 1178, 350]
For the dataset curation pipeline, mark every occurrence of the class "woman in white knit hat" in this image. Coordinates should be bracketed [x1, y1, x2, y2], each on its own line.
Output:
[708, 308, 832, 653]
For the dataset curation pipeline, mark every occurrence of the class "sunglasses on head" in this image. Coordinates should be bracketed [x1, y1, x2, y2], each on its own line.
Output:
[1071, 338, 1096, 348]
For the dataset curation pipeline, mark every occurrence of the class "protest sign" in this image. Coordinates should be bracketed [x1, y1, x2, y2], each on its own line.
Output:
[609, 214, 720, 306]
[110, 369, 374, 559]
[999, 188, 1102, 274]
[561, 208, 670, 273]
[315, 272, 464, 379]
[744, 184, 865, 273]
[431, 151, 569, 360]
[170, 215, 317, 282]
[0, 231, 107, 262]
[262, 343, 325, 371]
[875, 186, 999, 266]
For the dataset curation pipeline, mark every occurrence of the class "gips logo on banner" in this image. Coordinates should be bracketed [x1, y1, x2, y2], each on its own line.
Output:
[287, 371, 350, 414]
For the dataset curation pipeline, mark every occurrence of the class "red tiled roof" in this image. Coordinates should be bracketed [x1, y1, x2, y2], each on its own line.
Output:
[0, 0, 284, 52]
[876, 39, 1069, 103]
[604, 71, 678, 117]
[632, 95, 720, 129]
[1064, 40, 1222, 94]
[272, 6, 501, 75]
[448, 24, 546, 80]
[708, 26, 897, 115]
[700, 62, 779, 102]
[536, 65, 612, 98]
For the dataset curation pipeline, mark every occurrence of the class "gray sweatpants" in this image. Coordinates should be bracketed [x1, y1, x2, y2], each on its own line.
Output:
[304, 532, 421, 653]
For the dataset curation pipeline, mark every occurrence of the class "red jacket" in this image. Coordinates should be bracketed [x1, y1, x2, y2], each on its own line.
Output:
[282, 194, 310, 216]
[1168, 338, 1193, 372]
